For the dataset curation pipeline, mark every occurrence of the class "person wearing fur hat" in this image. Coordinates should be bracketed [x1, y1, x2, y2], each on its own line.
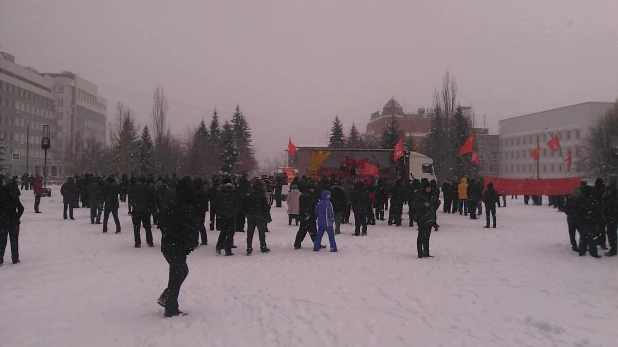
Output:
[215, 178, 241, 256]
[413, 181, 439, 258]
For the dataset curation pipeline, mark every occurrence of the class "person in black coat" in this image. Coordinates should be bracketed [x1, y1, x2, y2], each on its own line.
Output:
[330, 182, 347, 234]
[482, 183, 500, 228]
[244, 179, 271, 255]
[0, 184, 25, 266]
[374, 179, 387, 221]
[119, 174, 129, 202]
[351, 180, 371, 235]
[61, 177, 78, 220]
[157, 176, 197, 317]
[236, 174, 251, 233]
[193, 178, 210, 246]
[102, 176, 121, 234]
[578, 186, 601, 258]
[88, 177, 105, 224]
[441, 180, 452, 214]
[215, 179, 241, 256]
[388, 179, 406, 226]
[414, 181, 438, 258]
[407, 179, 420, 227]
[295, 184, 320, 248]
[593, 178, 607, 249]
[602, 181, 618, 256]
[562, 188, 582, 252]
[129, 177, 156, 248]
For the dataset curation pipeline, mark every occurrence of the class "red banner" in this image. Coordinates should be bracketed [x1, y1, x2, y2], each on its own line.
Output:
[531, 147, 540, 161]
[364, 162, 379, 177]
[547, 134, 561, 152]
[483, 176, 581, 196]
[470, 151, 480, 164]
[394, 138, 404, 161]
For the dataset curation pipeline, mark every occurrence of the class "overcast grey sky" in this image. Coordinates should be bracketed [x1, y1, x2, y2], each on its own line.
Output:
[1, 0, 617, 159]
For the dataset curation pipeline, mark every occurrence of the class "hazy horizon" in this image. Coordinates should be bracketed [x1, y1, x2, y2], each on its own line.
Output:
[1, 0, 617, 161]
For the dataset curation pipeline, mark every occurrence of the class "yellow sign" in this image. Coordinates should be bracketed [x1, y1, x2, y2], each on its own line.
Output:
[309, 151, 331, 178]
[12, 152, 21, 160]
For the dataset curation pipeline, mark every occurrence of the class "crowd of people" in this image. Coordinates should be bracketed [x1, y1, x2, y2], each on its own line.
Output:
[1, 170, 616, 317]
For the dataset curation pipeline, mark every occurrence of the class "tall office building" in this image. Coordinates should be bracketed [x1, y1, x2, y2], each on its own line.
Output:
[0, 52, 57, 176]
[0, 52, 107, 177]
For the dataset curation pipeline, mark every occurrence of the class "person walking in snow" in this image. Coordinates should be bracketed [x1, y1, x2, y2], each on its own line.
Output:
[287, 184, 301, 226]
[295, 184, 323, 249]
[32, 174, 43, 213]
[313, 190, 338, 252]
[102, 176, 121, 234]
[157, 177, 197, 317]
[457, 178, 468, 215]
[0, 184, 25, 266]
[562, 187, 582, 252]
[388, 179, 406, 226]
[129, 177, 156, 248]
[414, 181, 438, 258]
[578, 186, 602, 258]
[330, 181, 347, 235]
[192, 177, 209, 246]
[244, 179, 271, 255]
[482, 183, 499, 228]
[351, 180, 370, 235]
[61, 177, 78, 220]
[215, 179, 241, 256]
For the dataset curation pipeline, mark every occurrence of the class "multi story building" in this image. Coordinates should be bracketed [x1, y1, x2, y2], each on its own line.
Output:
[0, 52, 107, 177]
[0, 52, 57, 176]
[44, 72, 108, 162]
[473, 128, 500, 176]
[498, 102, 614, 179]
[366, 98, 432, 153]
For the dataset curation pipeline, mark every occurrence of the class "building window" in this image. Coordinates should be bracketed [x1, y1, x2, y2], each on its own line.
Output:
[517, 151, 520, 159]
[543, 134, 547, 142]
[575, 129, 580, 140]
[559, 148, 563, 156]
[551, 150, 554, 157]
[492, 154, 499, 161]
[551, 164, 555, 172]
[567, 131, 571, 141]
[558, 132, 562, 140]
[575, 146, 580, 156]
[543, 164, 547, 173]
[543, 148, 547, 157]
[517, 138, 520, 146]
[559, 165, 563, 172]
[505, 165, 508, 173]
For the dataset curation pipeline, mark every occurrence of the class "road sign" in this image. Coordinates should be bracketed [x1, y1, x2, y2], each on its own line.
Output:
[12, 152, 21, 160]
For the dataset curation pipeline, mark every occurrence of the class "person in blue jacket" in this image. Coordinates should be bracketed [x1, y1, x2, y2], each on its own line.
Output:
[313, 190, 338, 252]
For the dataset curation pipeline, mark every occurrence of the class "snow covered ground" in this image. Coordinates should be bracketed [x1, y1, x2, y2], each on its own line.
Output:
[1, 190, 616, 347]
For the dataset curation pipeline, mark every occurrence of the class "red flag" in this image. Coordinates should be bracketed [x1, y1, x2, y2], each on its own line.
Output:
[531, 147, 540, 161]
[364, 162, 379, 176]
[470, 151, 480, 164]
[288, 138, 296, 156]
[547, 134, 561, 152]
[564, 149, 572, 169]
[393, 138, 404, 160]
[459, 133, 474, 155]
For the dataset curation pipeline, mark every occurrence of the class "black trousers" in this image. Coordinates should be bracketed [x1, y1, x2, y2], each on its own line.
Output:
[247, 215, 267, 250]
[567, 220, 579, 249]
[607, 222, 617, 253]
[103, 208, 121, 233]
[197, 213, 207, 245]
[443, 198, 452, 213]
[216, 215, 235, 252]
[524, 195, 530, 204]
[288, 214, 299, 226]
[389, 203, 403, 225]
[275, 188, 282, 207]
[354, 210, 368, 234]
[132, 212, 153, 246]
[375, 203, 385, 220]
[485, 203, 496, 227]
[120, 191, 127, 202]
[161, 251, 188, 312]
[366, 204, 375, 224]
[34, 195, 41, 212]
[597, 224, 607, 247]
[209, 206, 217, 230]
[343, 204, 351, 223]
[63, 203, 74, 219]
[236, 212, 246, 232]
[579, 224, 599, 256]
[417, 224, 432, 257]
[295, 218, 317, 248]
[0, 226, 19, 264]
[468, 200, 477, 219]
[451, 199, 458, 213]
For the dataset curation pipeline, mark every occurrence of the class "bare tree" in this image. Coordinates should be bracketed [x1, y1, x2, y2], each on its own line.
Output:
[579, 101, 618, 180]
[150, 86, 172, 175]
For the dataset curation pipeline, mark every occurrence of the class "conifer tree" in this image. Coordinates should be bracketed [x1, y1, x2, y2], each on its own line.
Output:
[347, 123, 363, 148]
[219, 120, 236, 173]
[137, 126, 155, 175]
[380, 116, 401, 149]
[231, 105, 257, 173]
[329, 116, 346, 148]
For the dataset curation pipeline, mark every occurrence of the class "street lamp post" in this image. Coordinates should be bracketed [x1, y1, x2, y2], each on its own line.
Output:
[41, 124, 51, 190]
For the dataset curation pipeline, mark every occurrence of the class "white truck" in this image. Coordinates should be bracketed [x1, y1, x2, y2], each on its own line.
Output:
[408, 151, 436, 182]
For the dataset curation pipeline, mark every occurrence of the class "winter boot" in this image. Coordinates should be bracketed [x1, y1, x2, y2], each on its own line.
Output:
[260, 247, 270, 253]
[246, 248, 253, 256]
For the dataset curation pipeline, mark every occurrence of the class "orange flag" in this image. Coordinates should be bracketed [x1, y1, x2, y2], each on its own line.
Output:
[288, 138, 296, 156]
[470, 151, 480, 164]
[459, 133, 474, 155]
[547, 134, 561, 152]
[393, 138, 404, 160]
[531, 147, 540, 161]
[564, 149, 572, 169]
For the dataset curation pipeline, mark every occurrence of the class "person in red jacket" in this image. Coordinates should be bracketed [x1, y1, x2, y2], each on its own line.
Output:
[33, 175, 43, 213]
